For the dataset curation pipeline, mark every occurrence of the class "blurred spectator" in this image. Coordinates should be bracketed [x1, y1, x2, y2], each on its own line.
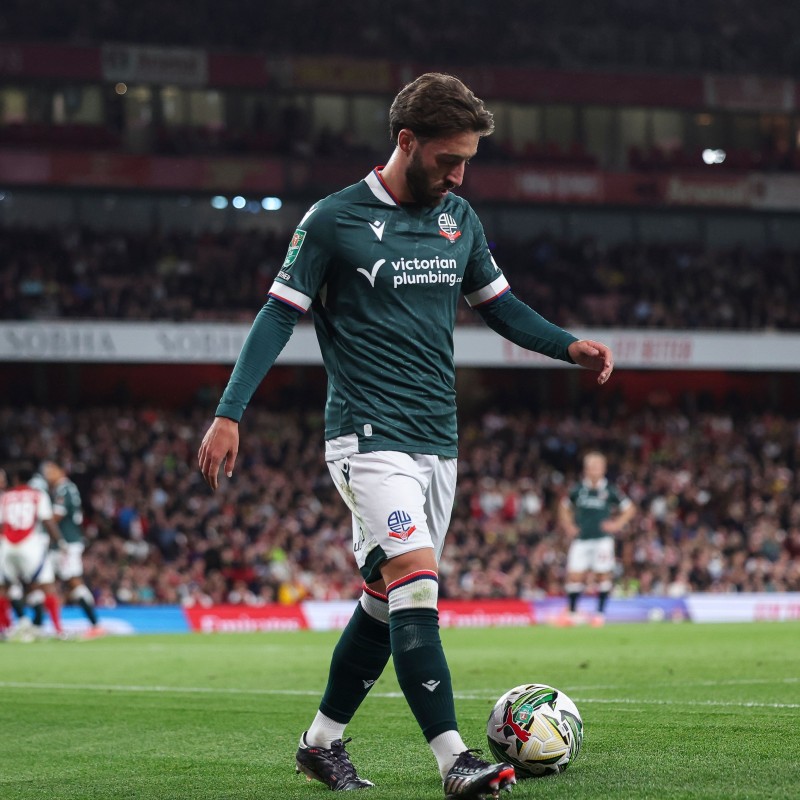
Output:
[3, 227, 800, 330]
[1, 404, 798, 604]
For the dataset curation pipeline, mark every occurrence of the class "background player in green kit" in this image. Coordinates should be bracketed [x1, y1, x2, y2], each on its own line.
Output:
[199, 73, 615, 798]
[558, 451, 637, 627]
[43, 461, 101, 634]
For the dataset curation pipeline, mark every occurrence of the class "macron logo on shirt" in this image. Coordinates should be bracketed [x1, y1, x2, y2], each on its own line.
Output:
[369, 220, 386, 241]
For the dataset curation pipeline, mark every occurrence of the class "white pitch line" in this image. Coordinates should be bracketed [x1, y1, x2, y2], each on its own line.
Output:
[0, 682, 798, 709]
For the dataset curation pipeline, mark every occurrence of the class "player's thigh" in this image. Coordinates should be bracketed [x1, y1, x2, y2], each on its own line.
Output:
[10, 535, 54, 585]
[566, 539, 592, 574]
[421, 454, 457, 563]
[591, 536, 616, 574]
[327, 450, 435, 582]
[59, 542, 85, 579]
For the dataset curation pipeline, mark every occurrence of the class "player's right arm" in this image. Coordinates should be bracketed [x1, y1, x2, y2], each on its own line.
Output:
[558, 493, 579, 538]
[198, 299, 300, 489]
[199, 203, 333, 490]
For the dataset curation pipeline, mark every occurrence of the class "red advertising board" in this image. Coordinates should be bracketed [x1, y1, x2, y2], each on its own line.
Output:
[437, 600, 535, 628]
[182, 600, 535, 633]
[184, 604, 307, 633]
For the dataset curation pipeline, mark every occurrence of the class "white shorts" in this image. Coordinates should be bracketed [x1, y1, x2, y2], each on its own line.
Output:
[326, 438, 457, 584]
[51, 541, 85, 580]
[567, 536, 615, 575]
[0, 533, 56, 585]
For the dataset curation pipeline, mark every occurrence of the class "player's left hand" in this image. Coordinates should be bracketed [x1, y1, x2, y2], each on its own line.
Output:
[568, 339, 614, 385]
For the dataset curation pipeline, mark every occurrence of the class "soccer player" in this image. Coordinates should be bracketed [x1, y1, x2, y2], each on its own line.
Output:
[0, 462, 65, 637]
[0, 467, 11, 634]
[42, 460, 101, 634]
[199, 73, 614, 798]
[558, 451, 636, 626]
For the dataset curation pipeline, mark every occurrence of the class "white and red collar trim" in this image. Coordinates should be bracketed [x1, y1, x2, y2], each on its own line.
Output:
[364, 167, 400, 206]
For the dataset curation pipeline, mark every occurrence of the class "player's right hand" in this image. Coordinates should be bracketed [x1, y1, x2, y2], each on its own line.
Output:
[198, 416, 239, 490]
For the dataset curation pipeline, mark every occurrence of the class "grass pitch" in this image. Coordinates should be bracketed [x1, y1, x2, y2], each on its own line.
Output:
[1, 622, 799, 800]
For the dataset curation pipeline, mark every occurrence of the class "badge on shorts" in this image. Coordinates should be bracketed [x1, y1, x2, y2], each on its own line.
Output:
[387, 510, 416, 541]
[282, 229, 306, 268]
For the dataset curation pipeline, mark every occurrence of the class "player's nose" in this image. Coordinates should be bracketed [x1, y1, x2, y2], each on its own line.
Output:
[446, 162, 465, 188]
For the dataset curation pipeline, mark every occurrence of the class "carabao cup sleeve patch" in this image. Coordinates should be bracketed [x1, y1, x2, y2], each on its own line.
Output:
[282, 229, 307, 268]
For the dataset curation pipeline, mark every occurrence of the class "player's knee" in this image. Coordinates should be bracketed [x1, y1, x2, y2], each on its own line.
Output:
[386, 569, 439, 612]
[360, 582, 389, 623]
[26, 589, 45, 607]
[69, 583, 94, 604]
[380, 547, 438, 587]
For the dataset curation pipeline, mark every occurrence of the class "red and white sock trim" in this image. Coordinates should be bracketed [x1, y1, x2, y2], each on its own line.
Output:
[387, 570, 439, 612]
[386, 569, 438, 594]
[360, 582, 389, 624]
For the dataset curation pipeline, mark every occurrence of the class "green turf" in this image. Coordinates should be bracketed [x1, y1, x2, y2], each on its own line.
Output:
[1, 622, 799, 799]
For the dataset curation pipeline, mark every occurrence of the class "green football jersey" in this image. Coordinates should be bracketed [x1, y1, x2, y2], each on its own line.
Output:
[568, 479, 630, 540]
[268, 169, 513, 457]
[52, 478, 84, 544]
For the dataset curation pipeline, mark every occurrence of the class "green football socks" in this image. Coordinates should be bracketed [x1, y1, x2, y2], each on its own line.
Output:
[387, 572, 458, 742]
[318, 601, 391, 725]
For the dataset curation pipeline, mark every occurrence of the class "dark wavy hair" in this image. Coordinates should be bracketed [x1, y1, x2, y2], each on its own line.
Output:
[389, 72, 495, 144]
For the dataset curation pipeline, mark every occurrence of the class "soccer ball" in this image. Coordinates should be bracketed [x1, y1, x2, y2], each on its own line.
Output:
[486, 683, 583, 778]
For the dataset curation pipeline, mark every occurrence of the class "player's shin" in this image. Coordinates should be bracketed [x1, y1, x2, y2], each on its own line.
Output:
[598, 579, 613, 614]
[70, 583, 99, 625]
[387, 571, 467, 777]
[307, 585, 391, 748]
[28, 589, 46, 627]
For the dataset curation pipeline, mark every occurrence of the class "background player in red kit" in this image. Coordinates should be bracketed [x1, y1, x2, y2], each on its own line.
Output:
[0, 462, 65, 637]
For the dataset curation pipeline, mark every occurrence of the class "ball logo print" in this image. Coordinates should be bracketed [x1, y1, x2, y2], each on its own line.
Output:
[437, 213, 461, 242]
[387, 509, 416, 541]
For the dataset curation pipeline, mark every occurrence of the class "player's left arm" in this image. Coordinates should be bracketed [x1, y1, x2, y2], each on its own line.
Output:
[601, 497, 636, 534]
[463, 209, 613, 384]
[38, 492, 64, 546]
[475, 292, 613, 384]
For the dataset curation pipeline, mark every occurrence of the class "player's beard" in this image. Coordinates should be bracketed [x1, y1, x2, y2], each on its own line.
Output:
[405, 149, 447, 207]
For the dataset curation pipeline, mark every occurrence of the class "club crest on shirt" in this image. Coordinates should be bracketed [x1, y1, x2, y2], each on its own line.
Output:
[437, 213, 461, 243]
[282, 229, 306, 268]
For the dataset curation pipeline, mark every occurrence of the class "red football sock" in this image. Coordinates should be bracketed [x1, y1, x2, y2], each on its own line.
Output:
[44, 594, 63, 634]
[0, 596, 11, 630]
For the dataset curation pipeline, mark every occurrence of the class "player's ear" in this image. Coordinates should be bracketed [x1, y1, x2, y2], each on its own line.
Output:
[397, 129, 415, 156]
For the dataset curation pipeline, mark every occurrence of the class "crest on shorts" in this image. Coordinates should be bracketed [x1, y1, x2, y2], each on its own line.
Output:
[437, 213, 461, 243]
[282, 229, 306, 268]
[387, 509, 416, 541]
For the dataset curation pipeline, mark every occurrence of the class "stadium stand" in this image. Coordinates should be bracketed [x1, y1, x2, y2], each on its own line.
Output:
[1, 3, 798, 614]
[2, 227, 799, 330]
[2, 406, 798, 605]
[4, 0, 800, 74]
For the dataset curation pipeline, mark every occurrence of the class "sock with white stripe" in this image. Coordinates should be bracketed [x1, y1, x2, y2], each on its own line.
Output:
[388, 571, 463, 763]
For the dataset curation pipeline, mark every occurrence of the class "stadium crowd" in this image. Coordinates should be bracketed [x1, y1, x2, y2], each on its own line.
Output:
[2, 403, 798, 607]
[3, 226, 800, 330]
[4, 0, 800, 74]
